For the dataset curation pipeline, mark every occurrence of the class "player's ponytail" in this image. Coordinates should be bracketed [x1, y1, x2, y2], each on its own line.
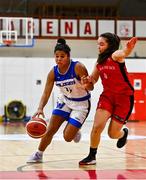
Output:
[54, 38, 71, 56]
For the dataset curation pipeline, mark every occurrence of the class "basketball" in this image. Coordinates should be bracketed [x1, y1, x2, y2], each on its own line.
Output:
[26, 117, 47, 139]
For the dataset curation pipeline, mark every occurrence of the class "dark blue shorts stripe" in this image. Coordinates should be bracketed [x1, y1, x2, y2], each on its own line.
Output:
[64, 93, 91, 101]
[52, 109, 70, 120]
[68, 117, 82, 128]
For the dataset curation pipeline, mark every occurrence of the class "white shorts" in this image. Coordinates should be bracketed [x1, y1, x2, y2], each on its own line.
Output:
[52, 94, 91, 128]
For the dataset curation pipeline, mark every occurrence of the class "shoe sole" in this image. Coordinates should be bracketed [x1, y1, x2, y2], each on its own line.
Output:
[27, 160, 42, 163]
[79, 160, 96, 166]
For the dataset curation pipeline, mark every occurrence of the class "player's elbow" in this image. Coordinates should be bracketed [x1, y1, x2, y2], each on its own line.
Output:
[89, 85, 94, 91]
[85, 83, 94, 91]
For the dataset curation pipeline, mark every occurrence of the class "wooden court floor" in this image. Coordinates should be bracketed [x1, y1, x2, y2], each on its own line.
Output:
[0, 120, 146, 180]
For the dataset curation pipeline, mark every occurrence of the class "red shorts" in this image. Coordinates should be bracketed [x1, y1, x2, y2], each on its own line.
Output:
[97, 91, 134, 124]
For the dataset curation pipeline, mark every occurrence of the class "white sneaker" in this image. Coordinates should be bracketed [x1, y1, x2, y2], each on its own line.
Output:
[27, 152, 43, 163]
[73, 131, 81, 143]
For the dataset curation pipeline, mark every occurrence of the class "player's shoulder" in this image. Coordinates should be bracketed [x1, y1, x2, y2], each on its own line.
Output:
[73, 60, 85, 69]
[48, 67, 55, 79]
[70, 59, 81, 69]
[71, 59, 79, 65]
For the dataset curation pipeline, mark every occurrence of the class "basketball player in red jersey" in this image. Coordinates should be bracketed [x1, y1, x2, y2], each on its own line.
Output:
[79, 33, 137, 165]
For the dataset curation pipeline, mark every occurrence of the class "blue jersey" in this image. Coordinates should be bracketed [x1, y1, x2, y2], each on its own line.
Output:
[54, 60, 90, 101]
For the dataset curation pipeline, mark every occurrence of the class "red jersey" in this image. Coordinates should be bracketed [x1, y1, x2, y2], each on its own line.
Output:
[96, 57, 134, 95]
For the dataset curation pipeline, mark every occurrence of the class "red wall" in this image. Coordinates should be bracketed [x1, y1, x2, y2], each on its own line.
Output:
[129, 73, 146, 121]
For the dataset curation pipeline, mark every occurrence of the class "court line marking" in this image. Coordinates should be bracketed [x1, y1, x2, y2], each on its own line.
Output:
[0, 133, 146, 141]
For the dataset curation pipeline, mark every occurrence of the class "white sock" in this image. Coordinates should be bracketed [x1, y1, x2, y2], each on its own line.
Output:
[37, 150, 43, 155]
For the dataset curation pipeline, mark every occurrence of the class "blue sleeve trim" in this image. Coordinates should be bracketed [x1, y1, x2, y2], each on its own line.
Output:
[72, 60, 80, 80]
[53, 66, 57, 81]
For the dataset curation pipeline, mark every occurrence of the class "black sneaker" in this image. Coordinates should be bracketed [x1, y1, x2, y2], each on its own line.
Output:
[79, 155, 96, 165]
[117, 128, 129, 148]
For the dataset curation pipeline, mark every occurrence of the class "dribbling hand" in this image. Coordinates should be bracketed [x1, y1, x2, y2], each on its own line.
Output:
[32, 109, 45, 119]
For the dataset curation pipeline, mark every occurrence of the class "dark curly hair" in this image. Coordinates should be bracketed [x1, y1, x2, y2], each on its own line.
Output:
[54, 38, 71, 56]
[97, 32, 120, 64]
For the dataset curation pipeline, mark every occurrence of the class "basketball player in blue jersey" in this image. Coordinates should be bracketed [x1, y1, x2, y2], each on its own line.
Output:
[27, 38, 93, 163]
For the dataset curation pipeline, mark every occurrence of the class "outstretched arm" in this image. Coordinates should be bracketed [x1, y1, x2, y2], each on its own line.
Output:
[112, 37, 137, 62]
[81, 64, 100, 90]
[75, 62, 94, 91]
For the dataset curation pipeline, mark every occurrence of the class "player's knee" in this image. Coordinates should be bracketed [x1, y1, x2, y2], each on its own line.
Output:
[92, 124, 104, 135]
[63, 134, 72, 142]
[108, 130, 119, 139]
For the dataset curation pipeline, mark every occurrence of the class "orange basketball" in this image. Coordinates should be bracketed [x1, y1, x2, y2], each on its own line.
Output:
[26, 117, 47, 139]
